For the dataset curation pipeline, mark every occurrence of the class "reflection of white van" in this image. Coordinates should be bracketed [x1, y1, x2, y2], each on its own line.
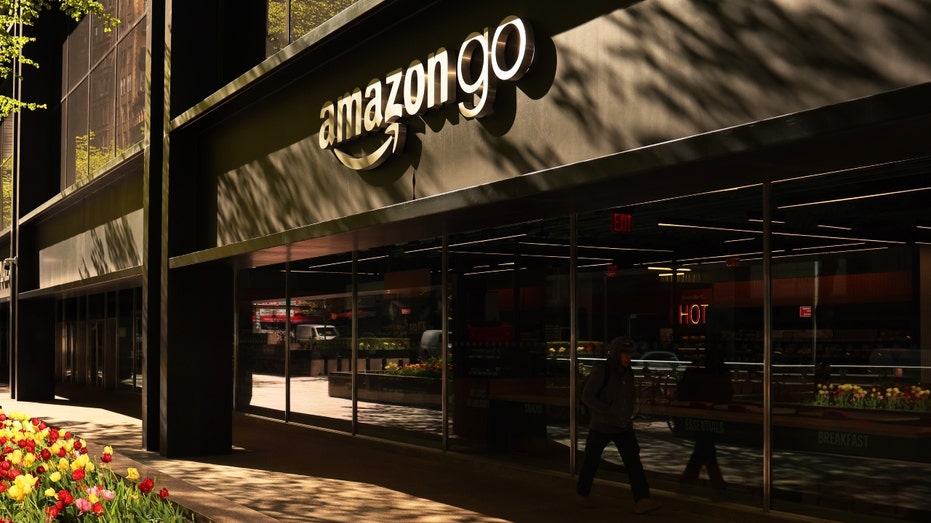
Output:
[295, 324, 339, 342]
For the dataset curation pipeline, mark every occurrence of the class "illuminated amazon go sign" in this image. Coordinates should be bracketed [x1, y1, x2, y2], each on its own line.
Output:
[318, 16, 534, 170]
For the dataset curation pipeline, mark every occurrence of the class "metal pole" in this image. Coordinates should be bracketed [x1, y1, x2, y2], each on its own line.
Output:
[351, 249, 358, 434]
[8, 7, 23, 398]
[441, 234, 449, 449]
[569, 213, 578, 474]
[813, 260, 819, 366]
[284, 262, 291, 420]
[762, 182, 773, 511]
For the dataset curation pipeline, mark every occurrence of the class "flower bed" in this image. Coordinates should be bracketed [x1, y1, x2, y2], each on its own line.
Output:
[383, 357, 446, 379]
[328, 371, 442, 408]
[813, 383, 931, 411]
[0, 410, 193, 522]
[545, 341, 604, 356]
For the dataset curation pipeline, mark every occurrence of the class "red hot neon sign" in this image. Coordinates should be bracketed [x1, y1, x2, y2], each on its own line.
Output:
[679, 303, 709, 325]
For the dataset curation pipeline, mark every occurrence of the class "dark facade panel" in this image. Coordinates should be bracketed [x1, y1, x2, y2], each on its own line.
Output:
[179, 0, 931, 255]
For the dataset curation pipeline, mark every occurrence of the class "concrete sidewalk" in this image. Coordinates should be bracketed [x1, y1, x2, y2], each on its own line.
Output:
[0, 386, 833, 523]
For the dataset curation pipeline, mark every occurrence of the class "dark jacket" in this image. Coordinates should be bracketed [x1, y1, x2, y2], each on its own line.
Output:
[581, 360, 636, 432]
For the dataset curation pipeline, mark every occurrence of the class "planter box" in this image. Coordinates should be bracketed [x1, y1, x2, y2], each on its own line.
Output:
[661, 403, 931, 463]
[328, 372, 441, 409]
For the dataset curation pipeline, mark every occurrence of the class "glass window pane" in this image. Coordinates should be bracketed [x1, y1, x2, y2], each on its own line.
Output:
[1, 119, 11, 229]
[118, 0, 147, 38]
[90, 9, 116, 65]
[116, 22, 146, 150]
[578, 186, 765, 500]
[238, 267, 288, 419]
[770, 161, 931, 517]
[266, 0, 288, 56]
[285, 253, 352, 434]
[89, 51, 116, 175]
[444, 217, 572, 469]
[65, 80, 90, 187]
[67, 18, 90, 92]
[354, 241, 444, 447]
[289, 0, 358, 42]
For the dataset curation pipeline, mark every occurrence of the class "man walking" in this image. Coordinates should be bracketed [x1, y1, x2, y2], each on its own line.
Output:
[577, 336, 661, 514]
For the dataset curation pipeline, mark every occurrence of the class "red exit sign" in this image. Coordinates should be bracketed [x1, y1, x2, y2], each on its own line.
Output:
[799, 306, 813, 318]
[612, 212, 632, 233]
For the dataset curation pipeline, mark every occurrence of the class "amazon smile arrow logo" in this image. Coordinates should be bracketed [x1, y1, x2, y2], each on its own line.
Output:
[318, 16, 534, 170]
[331, 123, 406, 171]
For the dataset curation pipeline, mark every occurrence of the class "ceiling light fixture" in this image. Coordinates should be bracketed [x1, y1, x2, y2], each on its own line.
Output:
[464, 267, 527, 276]
[452, 233, 527, 248]
[304, 254, 388, 270]
[724, 237, 757, 243]
[777, 187, 931, 209]
[659, 221, 904, 245]
[658, 222, 760, 234]
[520, 241, 673, 253]
[579, 262, 615, 269]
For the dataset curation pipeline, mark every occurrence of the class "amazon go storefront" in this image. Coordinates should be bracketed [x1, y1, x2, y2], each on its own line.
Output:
[170, 2, 931, 520]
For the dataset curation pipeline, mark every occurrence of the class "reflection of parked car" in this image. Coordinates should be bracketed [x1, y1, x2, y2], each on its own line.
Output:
[634, 351, 682, 376]
[420, 330, 451, 357]
[295, 324, 339, 342]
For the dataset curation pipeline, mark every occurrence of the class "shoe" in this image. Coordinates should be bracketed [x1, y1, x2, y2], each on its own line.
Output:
[576, 494, 597, 508]
[634, 497, 661, 514]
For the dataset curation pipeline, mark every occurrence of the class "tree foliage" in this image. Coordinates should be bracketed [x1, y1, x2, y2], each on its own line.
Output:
[1, 0, 117, 118]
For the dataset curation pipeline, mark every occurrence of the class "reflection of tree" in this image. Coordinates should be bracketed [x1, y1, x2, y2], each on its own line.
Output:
[1, 154, 11, 229]
[1, 119, 11, 228]
[73, 131, 125, 185]
[266, 0, 359, 54]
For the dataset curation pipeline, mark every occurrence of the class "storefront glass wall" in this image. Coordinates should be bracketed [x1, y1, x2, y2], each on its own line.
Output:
[54, 288, 141, 391]
[286, 254, 353, 433]
[768, 162, 931, 519]
[238, 265, 289, 418]
[573, 186, 766, 501]
[231, 163, 930, 520]
[353, 242, 444, 445]
[445, 218, 572, 466]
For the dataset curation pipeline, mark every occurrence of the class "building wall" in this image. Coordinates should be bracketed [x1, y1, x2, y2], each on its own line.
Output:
[4, 1, 931, 517]
[195, 0, 931, 249]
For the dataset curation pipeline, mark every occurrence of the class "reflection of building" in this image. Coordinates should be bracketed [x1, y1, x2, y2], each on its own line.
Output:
[3, 1, 931, 521]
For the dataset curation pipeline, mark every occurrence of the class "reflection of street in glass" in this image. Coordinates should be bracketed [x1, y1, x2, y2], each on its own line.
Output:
[248, 376, 931, 512]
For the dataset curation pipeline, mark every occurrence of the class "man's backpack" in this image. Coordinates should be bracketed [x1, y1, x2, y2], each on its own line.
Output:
[578, 361, 610, 421]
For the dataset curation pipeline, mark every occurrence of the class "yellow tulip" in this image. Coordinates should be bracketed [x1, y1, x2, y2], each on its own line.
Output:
[127, 467, 140, 481]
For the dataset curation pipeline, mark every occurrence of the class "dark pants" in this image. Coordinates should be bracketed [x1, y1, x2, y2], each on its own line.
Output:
[680, 437, 725, 488]
[576, 428, 651, 501]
